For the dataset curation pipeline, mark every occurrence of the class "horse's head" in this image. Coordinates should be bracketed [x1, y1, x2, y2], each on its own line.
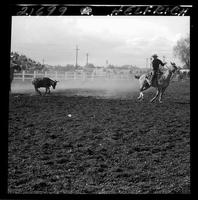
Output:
[170, 62, 178, 73]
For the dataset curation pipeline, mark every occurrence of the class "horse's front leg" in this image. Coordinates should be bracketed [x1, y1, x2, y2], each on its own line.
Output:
[158, 87, 166, 103]
[150, 89, 160, 103]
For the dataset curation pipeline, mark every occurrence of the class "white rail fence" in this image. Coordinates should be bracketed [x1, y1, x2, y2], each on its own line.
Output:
[14, 71, 136, 81]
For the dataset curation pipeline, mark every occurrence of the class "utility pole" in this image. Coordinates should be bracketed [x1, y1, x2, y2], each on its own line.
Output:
[106, 60, 108, 67]
[42, 59, 45, 72]
[146, 58, 148, 68]
[86, 53, 89, 66]
[75, 45, 80, 68]
[150, 57, 152, 69]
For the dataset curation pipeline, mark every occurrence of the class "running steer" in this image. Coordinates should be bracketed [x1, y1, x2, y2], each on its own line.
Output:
[32, 77, 58, 95]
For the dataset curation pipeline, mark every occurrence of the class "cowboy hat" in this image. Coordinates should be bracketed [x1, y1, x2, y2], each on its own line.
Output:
[152, 54, 158, 58]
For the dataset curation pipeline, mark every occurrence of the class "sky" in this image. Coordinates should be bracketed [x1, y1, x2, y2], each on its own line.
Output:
[11, 16, 190, 67]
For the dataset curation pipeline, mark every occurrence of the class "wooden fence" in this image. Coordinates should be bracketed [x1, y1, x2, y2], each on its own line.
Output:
[14, 71, 136, 81]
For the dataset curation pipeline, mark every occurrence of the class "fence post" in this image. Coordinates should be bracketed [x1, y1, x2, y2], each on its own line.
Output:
[92, 72, 94, 81]
[65, 72, 67, 80]
[55, 71, 58, 80]
[44, 71, 47, 77]
[82, 71, 86, 81]
[22, 70, 25, 82]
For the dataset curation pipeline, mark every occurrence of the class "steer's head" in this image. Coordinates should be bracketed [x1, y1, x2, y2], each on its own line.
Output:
[52, 80, 58, 89]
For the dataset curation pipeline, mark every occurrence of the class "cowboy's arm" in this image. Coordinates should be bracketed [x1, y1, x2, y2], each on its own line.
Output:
[159, 60, 166, 66]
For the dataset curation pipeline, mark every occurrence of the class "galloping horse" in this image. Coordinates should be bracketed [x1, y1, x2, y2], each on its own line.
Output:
[10, 63, 21, 92]
[134, 62, 178, 103]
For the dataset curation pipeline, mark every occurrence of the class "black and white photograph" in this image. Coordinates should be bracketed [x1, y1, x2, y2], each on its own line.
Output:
[8, 5, 190, 194]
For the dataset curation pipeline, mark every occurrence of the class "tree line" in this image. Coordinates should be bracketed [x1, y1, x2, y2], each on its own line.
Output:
[11, 35, 190, 72]
[173, 35, 190, 69]
[10, 52, 139, 72]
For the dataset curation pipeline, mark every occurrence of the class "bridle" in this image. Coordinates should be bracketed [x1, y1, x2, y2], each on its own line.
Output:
[162, 63, 178, 81]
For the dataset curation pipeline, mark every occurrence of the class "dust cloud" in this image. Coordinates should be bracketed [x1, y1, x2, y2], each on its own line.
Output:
[11, 78, 140, 99]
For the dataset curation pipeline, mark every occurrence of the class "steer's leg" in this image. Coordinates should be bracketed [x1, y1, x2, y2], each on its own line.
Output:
[45, 87, 50, 95]
[35, 86, 42, 95]
[45, 88, 48, 95]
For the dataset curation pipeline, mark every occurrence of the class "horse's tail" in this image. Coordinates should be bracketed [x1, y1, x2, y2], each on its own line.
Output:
[134, 75, 140, 79]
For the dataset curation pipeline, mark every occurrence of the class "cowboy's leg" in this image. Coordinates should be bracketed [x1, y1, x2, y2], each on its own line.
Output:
[152, 70, 158, 85]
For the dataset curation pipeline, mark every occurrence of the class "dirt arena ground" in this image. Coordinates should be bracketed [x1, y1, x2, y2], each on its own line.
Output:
[8, 79, 190, 194]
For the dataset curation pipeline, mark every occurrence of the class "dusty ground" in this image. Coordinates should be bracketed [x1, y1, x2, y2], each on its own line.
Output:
[8, 79, 190, 194]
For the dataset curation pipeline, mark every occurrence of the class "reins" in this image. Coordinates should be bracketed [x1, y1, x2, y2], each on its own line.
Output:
[161, 64, 177, 82]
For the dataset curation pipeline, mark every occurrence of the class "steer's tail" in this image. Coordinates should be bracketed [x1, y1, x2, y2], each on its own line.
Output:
[134, 75, 140, 79]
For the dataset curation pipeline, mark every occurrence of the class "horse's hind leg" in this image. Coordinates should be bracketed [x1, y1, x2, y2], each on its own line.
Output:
[150, 89, 160, 103]
[137, 91, 144, 100]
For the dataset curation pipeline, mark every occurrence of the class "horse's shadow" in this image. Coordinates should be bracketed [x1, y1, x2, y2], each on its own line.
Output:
[173, 101, 190, 105]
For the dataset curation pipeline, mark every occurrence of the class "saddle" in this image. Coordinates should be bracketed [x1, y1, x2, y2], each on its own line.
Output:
[146, 70, 163, 84]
